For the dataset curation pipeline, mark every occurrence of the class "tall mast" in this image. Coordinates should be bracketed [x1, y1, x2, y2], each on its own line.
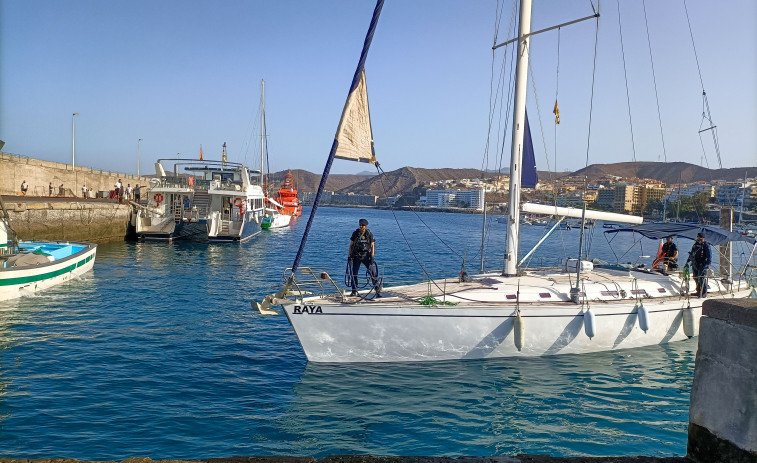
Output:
[260, 80, 266, 189]
[504, 0, 533, 277]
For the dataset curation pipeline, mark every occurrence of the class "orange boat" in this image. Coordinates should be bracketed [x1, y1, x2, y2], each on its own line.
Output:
[273, 171, 302, 217]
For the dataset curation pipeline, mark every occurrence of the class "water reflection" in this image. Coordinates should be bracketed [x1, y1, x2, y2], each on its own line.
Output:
[286, 342, 696, 457]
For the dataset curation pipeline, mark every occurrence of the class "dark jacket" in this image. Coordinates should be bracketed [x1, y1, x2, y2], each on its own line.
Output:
[688, 241, 711, 268]
[350, 228, 374, 257]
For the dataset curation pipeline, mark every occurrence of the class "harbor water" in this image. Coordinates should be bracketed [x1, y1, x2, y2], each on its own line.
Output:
[1, 207, 747, 459]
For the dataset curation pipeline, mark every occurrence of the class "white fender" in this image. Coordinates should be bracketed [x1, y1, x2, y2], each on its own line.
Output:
[514, 311, 524, 352]
[637, 303, 650, 333]
[584, 308, 596, 339]
[682, 306, 696, 338]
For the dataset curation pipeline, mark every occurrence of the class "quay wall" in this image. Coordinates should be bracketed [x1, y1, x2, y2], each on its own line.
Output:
[688, 298, 757, 462]
[2, 196, 133, 244]
[1, 152, 147, 197]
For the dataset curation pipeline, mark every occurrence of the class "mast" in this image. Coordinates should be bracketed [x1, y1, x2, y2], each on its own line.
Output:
[504, 0, 533, 277]
[260, 80, 266, 189]
[738, 171, 747, 224]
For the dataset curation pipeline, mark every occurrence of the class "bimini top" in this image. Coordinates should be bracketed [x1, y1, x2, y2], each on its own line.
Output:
[604, 222, 755, 246]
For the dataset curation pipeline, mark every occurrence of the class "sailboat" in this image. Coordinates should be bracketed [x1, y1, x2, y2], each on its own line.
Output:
[253, 0, 756, 363]
[259, 80, 294, 230]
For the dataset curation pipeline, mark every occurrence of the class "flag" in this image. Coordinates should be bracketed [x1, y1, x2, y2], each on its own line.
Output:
[553, 100, 560, 124]
[199, 145, 203, 161]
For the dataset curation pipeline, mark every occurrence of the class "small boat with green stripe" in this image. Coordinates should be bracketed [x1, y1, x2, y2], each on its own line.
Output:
[0, 198, 97, 301]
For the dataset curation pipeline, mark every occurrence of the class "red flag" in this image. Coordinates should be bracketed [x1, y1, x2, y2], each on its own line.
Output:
[553, 100, 560, 124]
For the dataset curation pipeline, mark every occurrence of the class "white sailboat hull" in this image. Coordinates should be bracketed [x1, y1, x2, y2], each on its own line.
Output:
[279, 268, 753, 362]
[284, 297, 713, 362]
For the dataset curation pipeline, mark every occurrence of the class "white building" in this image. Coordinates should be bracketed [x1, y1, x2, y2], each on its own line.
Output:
[665, 183, 715, 202]
[425, 189, 485, 210]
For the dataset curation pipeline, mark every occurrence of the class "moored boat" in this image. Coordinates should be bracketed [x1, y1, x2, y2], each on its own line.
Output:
[273, 171, 302, 217]
[1, 198, 96, 301]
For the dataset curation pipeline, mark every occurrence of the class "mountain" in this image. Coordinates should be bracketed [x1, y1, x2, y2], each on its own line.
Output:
[569, 161, 756, 184]
[268, 161, 755, 198]
[268, 167, 490, 196]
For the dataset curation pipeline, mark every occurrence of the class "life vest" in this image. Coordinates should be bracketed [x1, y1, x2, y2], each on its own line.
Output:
[353, 230, 372, 256]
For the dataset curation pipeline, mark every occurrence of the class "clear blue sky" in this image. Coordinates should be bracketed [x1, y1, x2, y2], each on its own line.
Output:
[1, 0, 755, 176]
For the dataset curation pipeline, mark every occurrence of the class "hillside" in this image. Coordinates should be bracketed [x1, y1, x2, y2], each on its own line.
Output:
[268, 167, 490, 196]
[268, 161, 755, 197]
[570, 161, 757, 184]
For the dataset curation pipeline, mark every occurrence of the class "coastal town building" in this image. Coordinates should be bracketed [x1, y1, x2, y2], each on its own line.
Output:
[424, 189, 485, 210]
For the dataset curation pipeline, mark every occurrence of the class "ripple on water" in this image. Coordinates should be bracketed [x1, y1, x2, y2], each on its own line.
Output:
[0, 209, 703, 459]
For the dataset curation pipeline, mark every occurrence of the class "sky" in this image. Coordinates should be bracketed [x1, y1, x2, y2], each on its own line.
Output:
[1, 0, 755, 177]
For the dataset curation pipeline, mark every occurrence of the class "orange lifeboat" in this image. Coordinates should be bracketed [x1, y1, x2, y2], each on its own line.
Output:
[273, 171, 302, 217]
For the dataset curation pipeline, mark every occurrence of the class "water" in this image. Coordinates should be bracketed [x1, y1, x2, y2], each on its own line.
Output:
[1, 206, 747, 459]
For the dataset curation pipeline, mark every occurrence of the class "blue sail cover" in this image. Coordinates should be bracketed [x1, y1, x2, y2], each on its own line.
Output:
[604, 222, 755, 246]
[522, 109, 538, 189]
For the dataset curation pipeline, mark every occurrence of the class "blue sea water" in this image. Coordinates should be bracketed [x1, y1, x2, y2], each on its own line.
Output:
[1, 206, 742, 459]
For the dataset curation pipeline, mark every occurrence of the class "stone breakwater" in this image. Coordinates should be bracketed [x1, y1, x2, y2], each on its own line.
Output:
[2, 196, 132, 244]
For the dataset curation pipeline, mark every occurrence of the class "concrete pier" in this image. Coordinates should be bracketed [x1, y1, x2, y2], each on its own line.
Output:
[1, 196, 133, 244]
[687, 298, 757, 463]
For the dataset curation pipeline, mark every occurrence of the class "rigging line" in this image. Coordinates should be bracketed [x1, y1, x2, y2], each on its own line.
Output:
[583, 3, 601, 172]
[553, 27, 560, 185]
[641, 0, 668, 163]
[375, 162, 463, 262]
[527, 64, 552, 174]
[683, 0, 723, 170]
[486, 0, 517, 175]
[615, 0, 637, 163]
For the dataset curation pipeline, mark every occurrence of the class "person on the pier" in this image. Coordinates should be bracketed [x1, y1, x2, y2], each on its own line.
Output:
[20, 180, 28, 196]
[687, 233, 711, 298]
[348, 218, 381, 298]
[661, 236, 678, 270]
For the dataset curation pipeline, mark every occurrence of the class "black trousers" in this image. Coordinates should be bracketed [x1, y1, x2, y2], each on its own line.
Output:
[350, 254, 379, 292]
[692, 264, 707, 296]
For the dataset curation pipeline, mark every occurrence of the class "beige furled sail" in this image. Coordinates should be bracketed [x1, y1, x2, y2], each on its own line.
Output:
[334, 70, 376, 163]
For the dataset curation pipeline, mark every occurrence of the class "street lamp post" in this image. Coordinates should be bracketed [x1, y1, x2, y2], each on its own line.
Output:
[72, 113, 79, 171]
[137, 139, 143, 177]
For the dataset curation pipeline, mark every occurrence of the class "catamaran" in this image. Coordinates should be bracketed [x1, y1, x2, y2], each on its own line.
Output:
[254, 0, 756, 363]
[136, 155, 266, 242]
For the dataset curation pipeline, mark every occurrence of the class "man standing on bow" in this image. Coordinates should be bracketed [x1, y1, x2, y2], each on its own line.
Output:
[687, 232, 711, 298]
[348, 218, 381, 297]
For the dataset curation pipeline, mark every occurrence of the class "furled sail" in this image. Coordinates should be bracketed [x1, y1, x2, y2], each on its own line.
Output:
[522, 109, 538, 188]
[334, 70, 376, 163]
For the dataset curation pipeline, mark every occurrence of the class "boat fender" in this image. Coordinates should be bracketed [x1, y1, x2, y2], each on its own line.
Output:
[584, 308, 596, 339]
[637, 303, 649, 333]
[682, 306, 696, 338]
[514, 311, 524, 352]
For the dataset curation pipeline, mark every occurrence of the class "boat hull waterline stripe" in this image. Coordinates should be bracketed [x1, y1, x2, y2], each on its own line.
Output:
[0, 253, 95, 286]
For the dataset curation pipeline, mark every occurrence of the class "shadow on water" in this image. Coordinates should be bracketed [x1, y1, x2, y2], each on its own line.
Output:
[281, 342, 698, 458]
